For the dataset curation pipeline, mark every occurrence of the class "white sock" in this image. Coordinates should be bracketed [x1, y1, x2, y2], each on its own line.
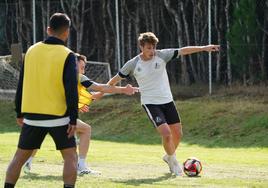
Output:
[167, 153, 177, 163]
[26, 156, 34, 165]
[78, 156, 86, 168]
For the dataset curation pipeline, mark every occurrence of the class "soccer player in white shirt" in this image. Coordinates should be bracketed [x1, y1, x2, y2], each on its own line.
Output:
[107, 32, 219, 176]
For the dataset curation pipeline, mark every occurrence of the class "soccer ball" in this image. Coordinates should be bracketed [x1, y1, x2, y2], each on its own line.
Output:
[183, 157, 202, 177]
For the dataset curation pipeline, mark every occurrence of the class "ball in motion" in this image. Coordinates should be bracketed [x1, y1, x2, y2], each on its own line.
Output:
[183, 157, 202, 177]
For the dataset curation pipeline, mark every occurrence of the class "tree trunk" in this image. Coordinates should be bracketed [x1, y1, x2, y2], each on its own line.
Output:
[225, 0, 232, 86]
[214, 0, 221, 83]
[15, 0, 23, 45]
[4, 0, 10, 51]
[77, 0, 85, 53]
[163, 0, 189, 85]
[180, 1, 199, 83]
[120, 0, 125, 65]
[40, 0, 49, 40]
[135, 0, 140, 54]
[149, 0, 155, 32]
[102, 0, 110, 63]
[261, 2, 268, 80]
[127, 21, 132, 60]
[142, 1, 150, 31]
[89, 0, 98, 58]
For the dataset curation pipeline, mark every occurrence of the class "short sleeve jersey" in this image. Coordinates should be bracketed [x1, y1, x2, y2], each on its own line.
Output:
[80, 74, 94, 88]
[119, 49, 180, 105]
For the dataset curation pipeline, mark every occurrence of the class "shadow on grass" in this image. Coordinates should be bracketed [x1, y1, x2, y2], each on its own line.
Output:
[21, 173, 62, 181]
[113, 173, 174, 186]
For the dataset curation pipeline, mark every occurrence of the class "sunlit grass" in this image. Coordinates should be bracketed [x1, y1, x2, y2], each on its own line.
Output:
[1, 133, 268, 187]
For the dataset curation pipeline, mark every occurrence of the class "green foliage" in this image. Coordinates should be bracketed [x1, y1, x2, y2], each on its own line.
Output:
[0, 9, 8, 55]
[1, 93, 268, 147]
[227, 0, 261, 81]
[0, 100, 19, 133]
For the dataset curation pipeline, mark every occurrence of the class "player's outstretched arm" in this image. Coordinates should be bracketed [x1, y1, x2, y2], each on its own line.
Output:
[89, 74, 127, 99]
[179, 44, 220, 56]
[91, 92, 105, 101]
[107, 74, 123, 86]
[90, 83, 139, 95]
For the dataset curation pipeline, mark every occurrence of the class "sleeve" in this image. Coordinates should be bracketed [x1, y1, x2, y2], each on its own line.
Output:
[15, 62, 24, 118]
[80, 74, 94, 88]
[118, 57, 138, 78]
[157, 49, 180, 63]
[63, 53, 78, 125]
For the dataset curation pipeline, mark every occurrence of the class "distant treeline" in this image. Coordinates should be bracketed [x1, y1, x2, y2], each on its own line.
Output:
[0, 0, 267, 85]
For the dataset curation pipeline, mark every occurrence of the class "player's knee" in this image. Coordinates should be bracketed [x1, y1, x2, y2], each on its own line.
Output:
[62, 149, 77, 162]
[180, 129, 183, 138]
[173, 124, 183, 138]
[84, 124, 91, 135]
[162, 131, 173, 142]
[87, 124, 91, 132]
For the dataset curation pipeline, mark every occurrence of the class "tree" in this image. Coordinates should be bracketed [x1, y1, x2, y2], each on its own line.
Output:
[227, 0, 261, 85]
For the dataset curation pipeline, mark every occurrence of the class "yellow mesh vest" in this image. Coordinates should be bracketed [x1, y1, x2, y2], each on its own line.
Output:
[77, 74, 93, 109]
[22, 42, 72, 115]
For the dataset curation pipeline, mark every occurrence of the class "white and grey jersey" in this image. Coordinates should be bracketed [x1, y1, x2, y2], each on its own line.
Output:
[119, 49, 180, 105]
[80, 74, 94, 88]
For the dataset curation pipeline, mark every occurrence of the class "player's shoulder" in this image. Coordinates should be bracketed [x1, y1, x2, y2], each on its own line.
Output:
[79, 74, 90, 82]
[155, 49, 174, 55]
[127, 54, 140, 64]
[123, 55, 140, 68]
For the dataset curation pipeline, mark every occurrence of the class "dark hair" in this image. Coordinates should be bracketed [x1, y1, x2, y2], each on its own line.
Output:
[138, 32, 159, 47]
[49, 13, 71, 34]
[75, 53, 87, 62]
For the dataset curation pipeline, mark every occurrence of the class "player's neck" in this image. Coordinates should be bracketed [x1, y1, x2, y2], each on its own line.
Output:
[140, 53, 153, 61]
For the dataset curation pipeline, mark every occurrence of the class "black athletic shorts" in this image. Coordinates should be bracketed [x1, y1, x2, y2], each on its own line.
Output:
[18, 123, 76, 150]
[142, 101, 181, 127]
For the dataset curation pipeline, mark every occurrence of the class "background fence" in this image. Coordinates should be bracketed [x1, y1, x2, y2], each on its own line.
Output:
[0, 0, 267, 98]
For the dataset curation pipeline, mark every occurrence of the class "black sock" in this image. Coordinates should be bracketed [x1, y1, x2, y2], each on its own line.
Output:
[4, 183, 15, 188]
[64, 184, 75, 188]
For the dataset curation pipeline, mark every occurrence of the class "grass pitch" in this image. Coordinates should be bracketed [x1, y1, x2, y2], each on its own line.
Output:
[0, 93, 268, 187]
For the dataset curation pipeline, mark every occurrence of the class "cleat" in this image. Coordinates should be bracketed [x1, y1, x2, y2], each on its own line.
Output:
[77, 165, 101, 176]
[172, 159, 183, 176]
[163, 154, 183, 176]
[172, 162, 183, 176]
[163, 154, 173, 173]
[23, 162, 31, 174]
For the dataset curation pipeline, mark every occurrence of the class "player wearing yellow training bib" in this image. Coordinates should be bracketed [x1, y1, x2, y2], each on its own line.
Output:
[22, 53, 139, 176]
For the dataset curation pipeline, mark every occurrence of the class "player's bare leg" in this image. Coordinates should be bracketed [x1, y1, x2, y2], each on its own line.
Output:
[157, 124, 176, 155]
[5, 149, 34, 184]
[60, 147, 77, 186]
[169, 123, 183, 150]
[23, 149, 38, 173]
[76, 119, 101, 175]
[157, 124, 182, 176]
[76, 120, 91, 160]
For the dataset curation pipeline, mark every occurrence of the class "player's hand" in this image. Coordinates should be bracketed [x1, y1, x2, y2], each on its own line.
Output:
[16, 118, 23, 127]
[204, 44, 220, 52]
[79, 105, 89, 113]
[67, 124, 76, 138]
[123, 84, 139, 95]
[92, 92, 104, 101]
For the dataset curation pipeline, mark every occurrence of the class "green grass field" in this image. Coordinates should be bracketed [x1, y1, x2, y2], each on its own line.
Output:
[0, 93, 268, 187]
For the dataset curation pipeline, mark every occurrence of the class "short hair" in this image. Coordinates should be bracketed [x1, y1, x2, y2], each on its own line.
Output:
[138, 32, 159, 46]
[75, 53, 87, 62]
[49, 13, 71, 34]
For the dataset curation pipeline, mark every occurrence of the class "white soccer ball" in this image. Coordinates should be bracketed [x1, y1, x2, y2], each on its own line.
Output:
[183, 157, 202, 177]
